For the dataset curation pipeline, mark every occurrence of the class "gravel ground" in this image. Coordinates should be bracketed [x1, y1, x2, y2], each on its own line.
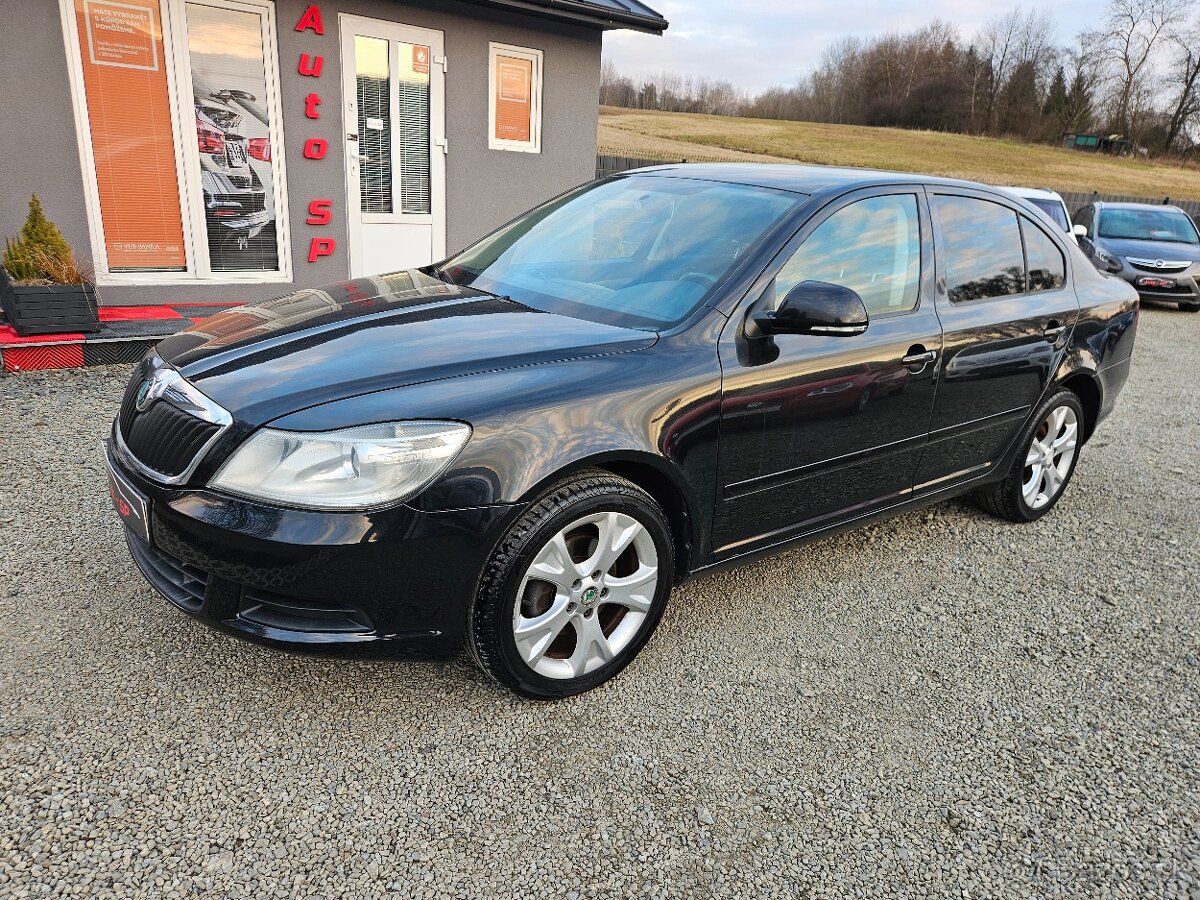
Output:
[1, 306, 1198, 900]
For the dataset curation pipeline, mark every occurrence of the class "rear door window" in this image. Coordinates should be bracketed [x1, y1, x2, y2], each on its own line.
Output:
[1021, 217, 1066, 293]
[933, 196, 1026, 302]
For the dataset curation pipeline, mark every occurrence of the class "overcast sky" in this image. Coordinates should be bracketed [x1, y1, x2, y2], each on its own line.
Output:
[605, 0, 1099, 94]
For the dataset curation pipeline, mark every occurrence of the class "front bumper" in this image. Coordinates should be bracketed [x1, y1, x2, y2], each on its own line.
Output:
[110, 446, 520, 659]
[1114, 267, 1199, 305]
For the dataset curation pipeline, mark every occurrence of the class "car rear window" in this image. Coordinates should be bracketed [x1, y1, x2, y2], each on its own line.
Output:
[1026, 198, 1069, 232]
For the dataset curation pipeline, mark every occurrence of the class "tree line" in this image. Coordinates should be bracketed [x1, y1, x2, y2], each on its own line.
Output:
[599, 0, 1200, 156]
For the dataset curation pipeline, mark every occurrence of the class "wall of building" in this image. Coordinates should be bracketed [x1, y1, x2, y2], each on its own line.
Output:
[0, 3, 95, 275]
[0, 0, 602, 306]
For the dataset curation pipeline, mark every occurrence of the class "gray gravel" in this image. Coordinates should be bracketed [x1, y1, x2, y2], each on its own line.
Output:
[1, 305, 1198, 899]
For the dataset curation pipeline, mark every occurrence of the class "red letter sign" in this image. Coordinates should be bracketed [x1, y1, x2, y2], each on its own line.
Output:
[306, 199, 333, 225]
[304, 93, 322, 118]
[303, 138, 328, 159]
[295, 5, 324, 34]
[298, 54, 324, 77]
[308, 238, 336, 262]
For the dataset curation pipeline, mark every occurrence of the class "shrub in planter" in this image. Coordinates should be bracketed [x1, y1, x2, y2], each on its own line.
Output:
[0, 195, 100, 336]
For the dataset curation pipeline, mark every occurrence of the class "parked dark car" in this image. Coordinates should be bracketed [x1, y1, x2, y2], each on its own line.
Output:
[1074, 201, 1200, 311]
[105, 165, 1139, 699]
[194, 88, 270, 256]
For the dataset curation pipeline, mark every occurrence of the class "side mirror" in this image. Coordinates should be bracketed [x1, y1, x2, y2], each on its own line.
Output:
[747, 281, 869, 338]
[1072, 224, 1088, 237]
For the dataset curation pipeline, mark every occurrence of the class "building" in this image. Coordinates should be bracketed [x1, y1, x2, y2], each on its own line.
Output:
[0, 0, 665, 306]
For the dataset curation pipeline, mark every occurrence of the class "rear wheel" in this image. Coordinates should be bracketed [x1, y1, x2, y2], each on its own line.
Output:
[1181, 301, 1200, 312]
[976, 389, 1084, 522]
[468, 471, 673, 699]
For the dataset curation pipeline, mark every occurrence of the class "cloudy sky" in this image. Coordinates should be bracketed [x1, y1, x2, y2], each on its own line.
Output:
[606, 0, 1098, 94]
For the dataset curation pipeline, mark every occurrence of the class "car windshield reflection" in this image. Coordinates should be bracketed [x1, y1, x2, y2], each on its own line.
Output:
[439, 175, 802, 330]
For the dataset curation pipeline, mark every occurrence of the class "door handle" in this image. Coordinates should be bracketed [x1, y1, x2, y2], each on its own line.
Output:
[1043, 322, 1066, 341]
[901, 349, 937, 366]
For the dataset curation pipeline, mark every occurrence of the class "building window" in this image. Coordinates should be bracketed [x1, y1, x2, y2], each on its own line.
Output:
[488, 42, 542, 154]
[62, 0, 290, 284]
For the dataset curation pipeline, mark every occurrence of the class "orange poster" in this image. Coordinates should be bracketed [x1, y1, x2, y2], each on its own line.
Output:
[412, 44, 430, 75]
[75, 0, 186, 270]
[494, 55, 532, 143]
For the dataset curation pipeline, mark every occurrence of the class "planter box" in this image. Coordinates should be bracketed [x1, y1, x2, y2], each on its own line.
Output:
[0, 267, 100, 336]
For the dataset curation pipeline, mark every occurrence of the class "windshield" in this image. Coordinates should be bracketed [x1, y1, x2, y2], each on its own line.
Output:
[439, 175, 802, 329]
[1098, 208, 1200, 244]
[1027, 198, 1069, 232]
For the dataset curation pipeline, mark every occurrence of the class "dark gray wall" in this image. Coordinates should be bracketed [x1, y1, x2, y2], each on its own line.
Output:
[0, 0, 601, 305]
[0, 2, 94, 274]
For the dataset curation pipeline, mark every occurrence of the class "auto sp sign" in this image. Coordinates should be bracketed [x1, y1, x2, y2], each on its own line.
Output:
[295, 5, 336, 265]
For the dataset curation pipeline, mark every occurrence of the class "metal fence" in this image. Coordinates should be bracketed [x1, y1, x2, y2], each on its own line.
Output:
[596, 154, 1200, 220]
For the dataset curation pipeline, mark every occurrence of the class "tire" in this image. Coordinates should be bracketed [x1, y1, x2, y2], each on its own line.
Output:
[467, 470, 674, 699]
[975, 389, 1085, 523]
[1181, 302, 1200, 312]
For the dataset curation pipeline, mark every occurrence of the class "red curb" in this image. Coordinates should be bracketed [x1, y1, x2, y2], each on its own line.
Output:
[0, 325, 85, 344]
[3, 343, 85, 372]
[100, 305, 184, 321]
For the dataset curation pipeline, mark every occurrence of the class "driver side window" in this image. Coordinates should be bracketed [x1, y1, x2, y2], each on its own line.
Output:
[773, 194, 921, 315]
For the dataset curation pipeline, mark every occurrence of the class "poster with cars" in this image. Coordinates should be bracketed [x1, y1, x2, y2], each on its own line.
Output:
[184, 2, 279, 271]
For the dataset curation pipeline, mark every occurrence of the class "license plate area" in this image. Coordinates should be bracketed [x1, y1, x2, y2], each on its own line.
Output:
[1137, 276, 1176, 289]
[105, 443, 151, 544]
[226, 141, 247, 167]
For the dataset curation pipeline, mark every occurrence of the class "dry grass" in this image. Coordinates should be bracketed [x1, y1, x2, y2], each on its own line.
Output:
[599, 107, 1200, 199]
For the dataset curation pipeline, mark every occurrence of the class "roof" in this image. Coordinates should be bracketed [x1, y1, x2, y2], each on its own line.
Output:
[1091, 200, 1189, 213]
[996, 186, 1065, 202]
[459, 0, 667, 33]
[623, 162, 1005, 196]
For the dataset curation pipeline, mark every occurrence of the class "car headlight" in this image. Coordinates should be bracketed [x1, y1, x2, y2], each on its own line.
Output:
[209, 421, 471, 510]
[1094, 248, 1124, 273]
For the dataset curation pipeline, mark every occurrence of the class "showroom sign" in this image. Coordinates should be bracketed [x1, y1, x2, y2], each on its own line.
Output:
[295, 4, 336, 264]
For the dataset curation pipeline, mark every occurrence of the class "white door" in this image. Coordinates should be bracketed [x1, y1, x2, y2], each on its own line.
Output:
[340, 16, 446, 277]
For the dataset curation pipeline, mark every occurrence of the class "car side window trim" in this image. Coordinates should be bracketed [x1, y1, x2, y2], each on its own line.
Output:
[1017, 214, 1068, 297]
[737, 185, 935, 324]
[928, 187, 1050, 306]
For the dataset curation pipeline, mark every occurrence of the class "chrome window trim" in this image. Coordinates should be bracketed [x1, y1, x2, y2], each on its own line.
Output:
[1126, 257, 1192, 271]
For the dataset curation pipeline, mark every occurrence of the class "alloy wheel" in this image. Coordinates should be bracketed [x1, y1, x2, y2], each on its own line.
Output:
[1022, 405, 1079, 510]
[512, 511, 659, 680]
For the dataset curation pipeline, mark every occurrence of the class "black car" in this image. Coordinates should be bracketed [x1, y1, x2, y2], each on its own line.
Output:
[1074, 201, 1200, 311]
[105, 165, 1139, 699]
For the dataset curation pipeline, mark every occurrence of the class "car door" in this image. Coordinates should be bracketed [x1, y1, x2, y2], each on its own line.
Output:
[915, 189, 1080, 490]
[713, 187, 942, 558]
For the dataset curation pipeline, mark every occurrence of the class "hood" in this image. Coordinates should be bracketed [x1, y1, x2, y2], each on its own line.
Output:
[1097, 237, 1200, 263]
[155, 270, 656, 426]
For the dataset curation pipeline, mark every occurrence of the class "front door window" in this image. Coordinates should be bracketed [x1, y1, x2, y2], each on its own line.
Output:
[773, 194, 922, 315]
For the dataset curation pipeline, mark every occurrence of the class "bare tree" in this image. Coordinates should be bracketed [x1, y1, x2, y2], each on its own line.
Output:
[1100, 0, 1192, 137]
[1161, 13, 1200, 151]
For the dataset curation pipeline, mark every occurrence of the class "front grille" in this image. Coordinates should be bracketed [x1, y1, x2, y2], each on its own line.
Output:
[116, 363, 230, 482]
[127, 532, 208, 613]
[1128, 259, 1191, 273]
[123, 401, 222, 478]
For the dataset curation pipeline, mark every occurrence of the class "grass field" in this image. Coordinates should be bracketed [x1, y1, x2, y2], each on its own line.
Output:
[598, 107, 1200, 200]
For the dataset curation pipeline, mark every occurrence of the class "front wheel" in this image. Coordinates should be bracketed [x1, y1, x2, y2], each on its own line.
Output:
[975, 389, 1084, 522]
[468, 471, 673, 699]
